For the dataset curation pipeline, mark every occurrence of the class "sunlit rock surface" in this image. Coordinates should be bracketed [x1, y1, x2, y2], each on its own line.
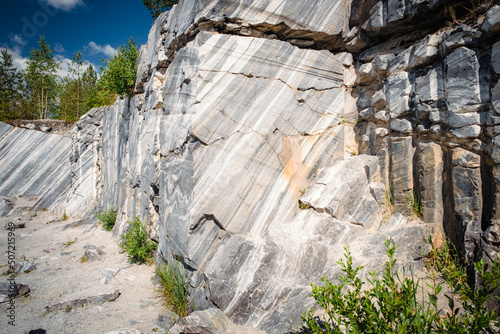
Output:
[0, 122, 71, 211]
[61, 0, 500, 331]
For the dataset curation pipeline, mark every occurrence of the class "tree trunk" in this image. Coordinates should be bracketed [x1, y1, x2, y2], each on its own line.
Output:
[39, 88, 43, 119]
[44, 94, 48, 119]
[77, 68, 80, 119]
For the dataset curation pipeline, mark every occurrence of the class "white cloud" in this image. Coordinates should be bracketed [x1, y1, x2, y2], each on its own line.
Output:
[0, 46, 96, 80]
[12, 34, 26, 47]
[54, 43, 65, 54]
[87, 41, 116, 58]
[54, 54, 71, 78]
[40, 0, 86, 12]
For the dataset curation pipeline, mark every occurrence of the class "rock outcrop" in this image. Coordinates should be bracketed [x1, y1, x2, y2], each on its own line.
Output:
[67, 0, 439, 331]
[0, 122, 72, 212]
[344, 2, 500, 282]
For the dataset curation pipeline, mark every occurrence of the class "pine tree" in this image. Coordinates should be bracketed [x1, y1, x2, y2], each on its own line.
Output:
[68, 51, 85, 119]
[24, 35, 60, 119]
[57, 76, 77, 121]
[0, 49, 23, 120]
[142, 0, 178, 19]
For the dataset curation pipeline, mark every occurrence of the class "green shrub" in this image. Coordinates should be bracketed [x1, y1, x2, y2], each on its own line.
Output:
[155, 261, 190, 317]
[119, 217, 156, 264]
[302, 239, 500, 334]
[99, 38, 138, 98]
[96, 207, 117, 231]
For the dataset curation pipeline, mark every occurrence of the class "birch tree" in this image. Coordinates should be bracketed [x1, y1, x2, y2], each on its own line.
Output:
[24, 35, 60, 119]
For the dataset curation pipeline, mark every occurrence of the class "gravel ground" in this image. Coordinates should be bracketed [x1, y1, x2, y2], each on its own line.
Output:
[0, 196, 168, 334]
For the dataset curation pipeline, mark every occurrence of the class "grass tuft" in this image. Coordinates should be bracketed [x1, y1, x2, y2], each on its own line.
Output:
[405, 189, 422, 218]
[155, 261, 190, 318]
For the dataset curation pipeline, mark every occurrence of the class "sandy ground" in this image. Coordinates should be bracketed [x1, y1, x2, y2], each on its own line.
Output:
[0, 196, 168, 334]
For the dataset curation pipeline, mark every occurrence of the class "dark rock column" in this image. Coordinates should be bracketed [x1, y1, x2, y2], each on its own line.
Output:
[418, 142, 444, 232]
[451, 147, 482, 264]
[390, 136, 415, 211]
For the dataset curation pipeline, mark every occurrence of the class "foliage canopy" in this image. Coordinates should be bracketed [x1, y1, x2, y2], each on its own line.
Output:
[142, 0, 179, 19]
[99, 38, 139, 98]
[0, 49, 23, 121]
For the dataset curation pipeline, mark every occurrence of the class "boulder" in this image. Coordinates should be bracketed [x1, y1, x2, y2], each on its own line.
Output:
[482, 5, 500, 33]
[0, 281, 30, 303]
[83, 244, 105, 262]
[45, 289, 120, 313]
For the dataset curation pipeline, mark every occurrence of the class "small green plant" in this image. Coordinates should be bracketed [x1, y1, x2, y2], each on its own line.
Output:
[346, 146, 358, 156]
[63, 238, 76, 248]
[405, 189, 422, 217]
[380, 185, 395, 225]
[302, 239, 500, 334]
[96, 207, 117, 231]
[62, 209, 67, 221]
[299, 202, 311, 210]
[1, 269, 12, 276]
[299, 188, 306, 196]
[80, 255, 88, 263]
[119, 217, 157, 264]
[155, 261, 190, 318]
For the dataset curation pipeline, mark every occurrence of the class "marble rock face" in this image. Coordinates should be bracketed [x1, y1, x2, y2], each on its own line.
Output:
[135, 0, 347, 92]
[68, 0, 500, 331]
[66, 107, 106, 217]
[0, 122, 72, 211]
[77, 2, 432, 329]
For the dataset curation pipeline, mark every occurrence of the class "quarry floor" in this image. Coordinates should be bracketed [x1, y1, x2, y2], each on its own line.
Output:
[0, 196, 167, 334]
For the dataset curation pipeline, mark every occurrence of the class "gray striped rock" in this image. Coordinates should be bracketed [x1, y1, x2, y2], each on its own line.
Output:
[66, 107, 106, 217]
[0, 122, 72, 211]
[136, 0, 346, 91]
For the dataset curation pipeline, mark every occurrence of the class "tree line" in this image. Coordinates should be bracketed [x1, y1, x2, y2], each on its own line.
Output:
[0, 0, 180, 122]
[0, 35, 138, 122]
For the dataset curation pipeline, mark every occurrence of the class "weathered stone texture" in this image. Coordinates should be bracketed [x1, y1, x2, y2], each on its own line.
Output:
[445, 47, 482, 114]
[59, 0, 500, 331]
[0, 122, 72, 211]
[66, 107, 105, 217]
[390, 137, 414, 211]
[418, 142, 443, 227]
[342, 3, 500, 288]
[451, 148, 482, 263]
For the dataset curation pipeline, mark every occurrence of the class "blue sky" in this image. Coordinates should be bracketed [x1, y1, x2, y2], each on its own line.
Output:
[1, 0, 154, 77]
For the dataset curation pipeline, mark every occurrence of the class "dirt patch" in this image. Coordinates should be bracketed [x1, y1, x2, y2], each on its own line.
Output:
[0, 196, 169, 333]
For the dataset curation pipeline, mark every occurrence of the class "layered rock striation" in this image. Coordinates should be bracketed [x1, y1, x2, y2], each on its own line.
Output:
[343, 1, 500, 281]
[0, 122, 72, 211]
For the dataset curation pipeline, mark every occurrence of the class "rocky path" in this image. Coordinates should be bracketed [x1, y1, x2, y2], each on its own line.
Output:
[0, 196, 169, 334]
